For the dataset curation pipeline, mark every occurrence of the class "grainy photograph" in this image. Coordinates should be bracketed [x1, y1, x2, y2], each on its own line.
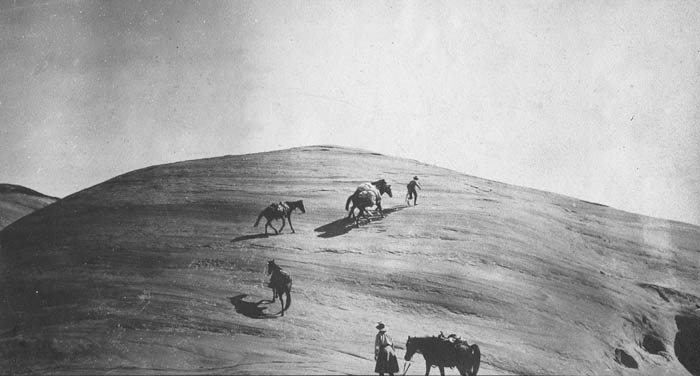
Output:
[1, 1, 699, 375]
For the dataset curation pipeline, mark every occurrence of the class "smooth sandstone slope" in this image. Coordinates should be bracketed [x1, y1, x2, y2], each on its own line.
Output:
[0, 184, 57, 230]
[1, 145, 699, 375]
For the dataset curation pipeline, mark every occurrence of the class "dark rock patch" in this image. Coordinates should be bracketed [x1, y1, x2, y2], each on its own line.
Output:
[642, 333, 666, 355]
[675, 315, 700, 376]
[614, 348, 638, 369]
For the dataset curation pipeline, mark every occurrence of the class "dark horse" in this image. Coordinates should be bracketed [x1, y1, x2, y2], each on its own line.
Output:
[404, 335, 480, 376]
[266, 260, 292, 316]
[254, 200, 306, 234]
[345, 179, 392, 224]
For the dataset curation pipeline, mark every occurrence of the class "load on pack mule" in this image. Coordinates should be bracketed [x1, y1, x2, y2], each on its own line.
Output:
[253, 200, 306, 234]
[345, 179, 392, 224]
[266, 260, 292, 316]
[404, 334, 480, 376]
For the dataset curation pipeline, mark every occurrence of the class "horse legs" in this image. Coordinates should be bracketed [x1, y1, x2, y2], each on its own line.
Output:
[424, 362, 431, 376]
[278, 290, 284, 315]
[361, 207, 372, 222]
[265, 220, 278, 235]
[287, 215, 295, 233]
[355, 207, 366, 225]
[278, 217, 286, 233]
[469, 345, 480, 376]
[439, 366, 445, 376]
[455, 346, 479, 376]
[347, 204, 357, 219]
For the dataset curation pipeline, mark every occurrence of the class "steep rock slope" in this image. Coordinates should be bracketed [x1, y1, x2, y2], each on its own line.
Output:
[0, 184, 57, 230]
[1, 146, 699, 375]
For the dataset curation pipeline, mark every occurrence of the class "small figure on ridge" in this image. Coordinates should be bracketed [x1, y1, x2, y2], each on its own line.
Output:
[406, 176, 422, 206]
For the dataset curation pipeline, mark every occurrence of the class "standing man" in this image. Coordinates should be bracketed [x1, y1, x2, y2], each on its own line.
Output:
[374, 322, 399, 376]
[406, 176, 421, 206]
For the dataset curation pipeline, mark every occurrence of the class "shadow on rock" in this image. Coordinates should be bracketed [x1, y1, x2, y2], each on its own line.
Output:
[229, 294, 278, 319]
[382, 206, 407, 215]
[314, 217, 356, 238]
[352, 205, 408, 226]
[315, 206, 408, 238]
[231, 233, 270, 243]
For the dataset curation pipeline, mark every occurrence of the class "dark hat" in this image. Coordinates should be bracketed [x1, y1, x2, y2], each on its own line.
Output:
[376, 322, 386, 330]
[413, 176, 419, 180]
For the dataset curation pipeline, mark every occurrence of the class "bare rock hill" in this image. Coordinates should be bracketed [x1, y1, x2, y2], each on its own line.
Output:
[1, 146, 699, 375]
[0, 184, 57, 230]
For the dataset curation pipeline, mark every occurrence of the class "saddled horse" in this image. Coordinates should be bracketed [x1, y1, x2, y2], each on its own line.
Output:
[266, 260, 292, 316]
[253, 200, 306, 234]
[345, 179, 392, 224]
[404, 335, 480, 376]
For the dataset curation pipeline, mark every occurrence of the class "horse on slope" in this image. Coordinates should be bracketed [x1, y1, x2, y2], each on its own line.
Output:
[345, 179, 392, 224]
[253, 200, 306, 234]
[404, 335, 480, 376]
[266, 260, 292, 316]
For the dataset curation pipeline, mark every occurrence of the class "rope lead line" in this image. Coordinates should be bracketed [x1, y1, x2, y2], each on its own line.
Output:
[402, 360, 412, 376]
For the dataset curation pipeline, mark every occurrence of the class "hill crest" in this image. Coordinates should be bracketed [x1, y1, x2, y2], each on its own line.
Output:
[0, 183, 57, 230]
[1, 146, 699, 375]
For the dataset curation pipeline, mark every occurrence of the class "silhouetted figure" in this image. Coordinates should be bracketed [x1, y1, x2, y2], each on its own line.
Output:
[406, 176, 421, 206]
[253, 200, 306, 234]
[267, 260, 292, 315]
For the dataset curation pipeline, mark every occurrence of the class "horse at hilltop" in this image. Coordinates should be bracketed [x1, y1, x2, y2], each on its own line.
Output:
[404, 335, 480, 376]
[345, 179, 392, 224]
[253, 200, 306, 234]
[266, 260, 292, 316]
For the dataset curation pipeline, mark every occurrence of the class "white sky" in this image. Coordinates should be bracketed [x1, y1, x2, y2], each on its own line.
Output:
[1, 0, 699, 225]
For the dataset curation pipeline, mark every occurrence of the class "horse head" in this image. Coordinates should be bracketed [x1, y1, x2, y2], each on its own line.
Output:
[371, 179, 386, 187]
[267, 260, 278, 275]
[372, 179, 393, 198]
[294, 200, 306, 214]
[404, 336, 417, 361]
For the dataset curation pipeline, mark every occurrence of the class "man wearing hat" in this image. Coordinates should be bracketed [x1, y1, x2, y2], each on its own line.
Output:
[406, 176, 422, 206]
[374, 322, 399, 376]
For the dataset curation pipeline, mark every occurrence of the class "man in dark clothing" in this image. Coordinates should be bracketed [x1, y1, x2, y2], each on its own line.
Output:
[374, 322, 399, 376]
[406, 176, 421, 206]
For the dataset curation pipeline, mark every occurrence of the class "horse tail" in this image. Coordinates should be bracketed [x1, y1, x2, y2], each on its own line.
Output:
[345, 194, 354, 210]
[283, 286, 292, 311]
[253, 211, 265, 227]
[469, 344, 480, 376]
